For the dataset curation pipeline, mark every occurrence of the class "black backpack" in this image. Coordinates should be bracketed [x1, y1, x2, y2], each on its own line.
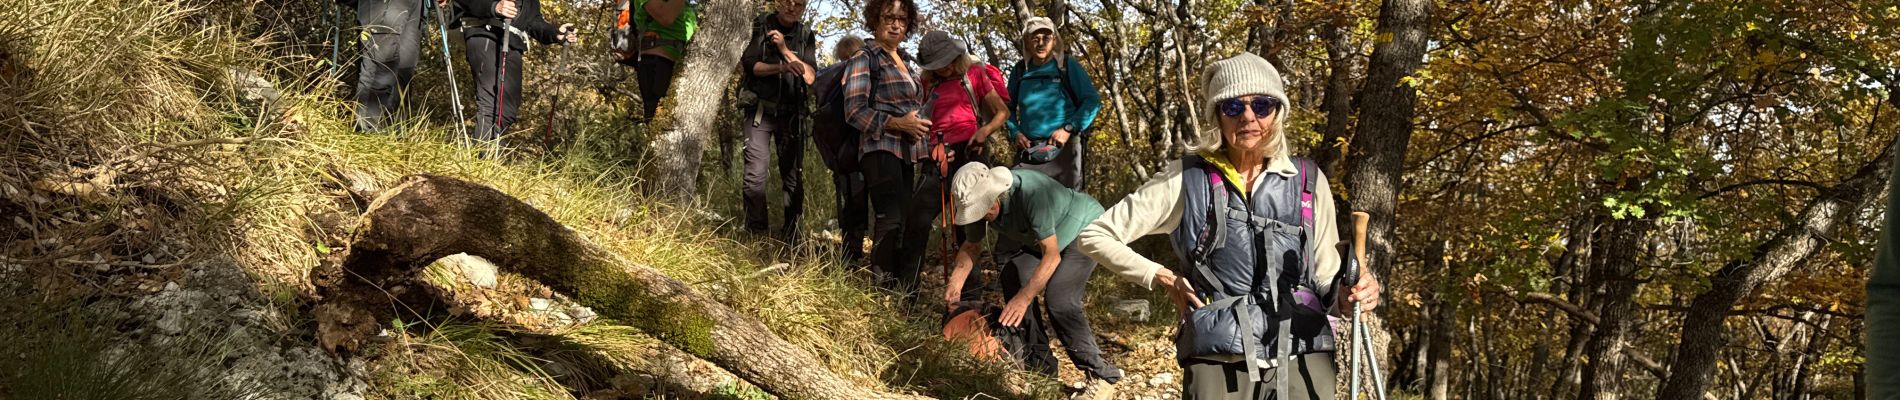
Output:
[811, 51, 874, 173]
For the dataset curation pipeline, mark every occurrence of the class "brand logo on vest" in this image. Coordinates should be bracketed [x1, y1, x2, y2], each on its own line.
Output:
[1300, 199, 1312, 209]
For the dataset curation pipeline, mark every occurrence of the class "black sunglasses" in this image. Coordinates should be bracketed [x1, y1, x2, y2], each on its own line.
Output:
[1217, 96, 1282, 118]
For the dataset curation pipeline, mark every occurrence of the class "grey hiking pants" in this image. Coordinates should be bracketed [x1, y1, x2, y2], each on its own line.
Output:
[1181, 353, 1338, 400]
[353, 0, 425, 132]
[741, 108, 805, 234]
[995, 243, 1123, 383]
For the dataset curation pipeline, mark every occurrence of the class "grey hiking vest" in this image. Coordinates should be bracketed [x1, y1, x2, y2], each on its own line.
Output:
[1170, 155, 1337, 385]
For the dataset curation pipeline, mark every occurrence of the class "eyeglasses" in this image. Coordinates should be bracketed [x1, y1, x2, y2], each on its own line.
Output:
[878, 13, 909, 27]
[1217, 96, 1282, 119]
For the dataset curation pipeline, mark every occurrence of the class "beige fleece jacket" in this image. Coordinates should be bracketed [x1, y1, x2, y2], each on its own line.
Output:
[1078, 155, 1342, 296]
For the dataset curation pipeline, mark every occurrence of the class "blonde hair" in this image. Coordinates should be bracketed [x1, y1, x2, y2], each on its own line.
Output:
[926, 54, 974, 86]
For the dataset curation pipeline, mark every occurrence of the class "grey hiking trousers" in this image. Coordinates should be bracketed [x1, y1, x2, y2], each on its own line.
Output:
[353, 0, 425, 132]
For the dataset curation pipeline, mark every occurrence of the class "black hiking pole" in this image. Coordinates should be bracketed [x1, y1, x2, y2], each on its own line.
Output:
[490, 16, 512, 156]
[432, 0, 469, 145]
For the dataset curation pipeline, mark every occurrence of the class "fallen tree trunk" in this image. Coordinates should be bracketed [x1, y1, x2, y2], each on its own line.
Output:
[311, 174, 924, 400]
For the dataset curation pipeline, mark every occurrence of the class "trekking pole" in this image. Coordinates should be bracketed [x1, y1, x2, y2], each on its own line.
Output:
[325, 0, 341, 75]
[934, 130, 953, 279]
[1348, 211, 1389, 400]
[492, 16, 512, 156]
[432, 0, 469, 145]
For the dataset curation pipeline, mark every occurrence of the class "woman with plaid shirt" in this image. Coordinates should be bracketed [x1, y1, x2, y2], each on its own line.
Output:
[842, 0, 931, 301]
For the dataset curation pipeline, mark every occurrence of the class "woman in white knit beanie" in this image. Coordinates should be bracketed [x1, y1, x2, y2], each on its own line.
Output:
[1077, 52, 1383, 399]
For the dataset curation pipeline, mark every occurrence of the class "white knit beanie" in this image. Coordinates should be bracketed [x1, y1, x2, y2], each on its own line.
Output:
[1200, 52, 1289, 126]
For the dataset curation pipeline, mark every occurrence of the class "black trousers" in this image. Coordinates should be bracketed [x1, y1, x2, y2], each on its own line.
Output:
[354, 0, 423, 132]
[636, 57, 677, 120]
[861, 151, 916, 296]
[995, 243, 1123, 382]
[741, 108, 805, 234]
[833, 165, 869, 262]
[462, 31, 524, 143]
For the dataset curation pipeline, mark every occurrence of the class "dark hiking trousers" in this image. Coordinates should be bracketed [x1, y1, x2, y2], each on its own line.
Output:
[636, 57, 677, 120]
[463, 32, 524, 143]
[741, 108, 805, 235]
[861, 151, 917, 298]
[354, 0, 424, 132]
[896, 142, 986, 287]
[996, 243, 1123, 383]
[1181, 353, 1337, 400]
[834, 167, 869, 262]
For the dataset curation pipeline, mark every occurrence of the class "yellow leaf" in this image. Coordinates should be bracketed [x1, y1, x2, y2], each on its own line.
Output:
[1378, 32, 1394, 43]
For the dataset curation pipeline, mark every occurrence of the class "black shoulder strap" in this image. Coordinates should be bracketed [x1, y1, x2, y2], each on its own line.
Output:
[1007, 62, 1024, 123]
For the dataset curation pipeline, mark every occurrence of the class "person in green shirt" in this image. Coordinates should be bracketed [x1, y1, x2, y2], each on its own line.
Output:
[631, 0, 696, 119]
[945, 162, 1123, 397]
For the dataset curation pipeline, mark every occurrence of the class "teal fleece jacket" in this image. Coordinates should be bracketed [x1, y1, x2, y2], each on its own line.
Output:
[1006, 55, 1102, 141]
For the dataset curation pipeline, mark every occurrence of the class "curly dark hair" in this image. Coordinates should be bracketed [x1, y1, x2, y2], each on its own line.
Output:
[862, 0, 920, 38]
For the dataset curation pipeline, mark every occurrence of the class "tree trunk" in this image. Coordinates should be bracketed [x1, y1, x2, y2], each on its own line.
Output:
[643, 0, 751, 201]
[1656, 131, 1899, 399]
[1337, 1, 1429, 396]
[1311, 6, 1357, 178]
[1578, 216, 1653, 400]
[1342, 0, 1430, 280]
[311, 175, 927, 400]
[1426, 240, 1455, 400]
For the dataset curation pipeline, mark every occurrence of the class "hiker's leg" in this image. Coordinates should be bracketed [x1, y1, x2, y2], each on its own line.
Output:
[862, 152, 913, 288]
[636, 57, 676, 120]
[495, 47, 524, 133]
[1067, 133, 1088, 191]
[1043, 244, 1122, 383]
[740, 108, 772, 233]
[836, 166, 869, 262]
[896, 165, 944, 290]
[776, 114, 806, 235]
[463, 33, 500, 142]
[353, 0, 409, 132]
[1180, 360, 1252, 400]
[391, 6, 422, 120]
[1004, 249, 1058, 375]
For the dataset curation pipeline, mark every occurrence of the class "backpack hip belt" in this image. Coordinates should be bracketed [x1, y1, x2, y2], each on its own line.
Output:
[461, 17, 534, 51]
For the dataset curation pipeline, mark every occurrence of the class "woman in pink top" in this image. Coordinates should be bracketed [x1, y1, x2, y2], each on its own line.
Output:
[893, 30, 1011, 304]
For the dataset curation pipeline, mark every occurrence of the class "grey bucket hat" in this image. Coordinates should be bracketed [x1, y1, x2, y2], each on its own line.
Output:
[917, 30, 968, 71]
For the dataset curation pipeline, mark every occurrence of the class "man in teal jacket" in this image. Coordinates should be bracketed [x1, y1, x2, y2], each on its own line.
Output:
[1006, 17, 1102, 191]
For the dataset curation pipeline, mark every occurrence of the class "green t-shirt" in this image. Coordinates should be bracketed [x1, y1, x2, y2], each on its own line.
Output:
[989, 171, 1105, 250]
[633, 0, 697, 59]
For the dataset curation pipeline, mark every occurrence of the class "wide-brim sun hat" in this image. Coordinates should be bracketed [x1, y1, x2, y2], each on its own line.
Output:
[951, 163, 1013, 226]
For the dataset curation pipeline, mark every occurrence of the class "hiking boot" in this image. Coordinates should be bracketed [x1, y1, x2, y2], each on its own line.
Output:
[1070, 377, 1116, 400]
